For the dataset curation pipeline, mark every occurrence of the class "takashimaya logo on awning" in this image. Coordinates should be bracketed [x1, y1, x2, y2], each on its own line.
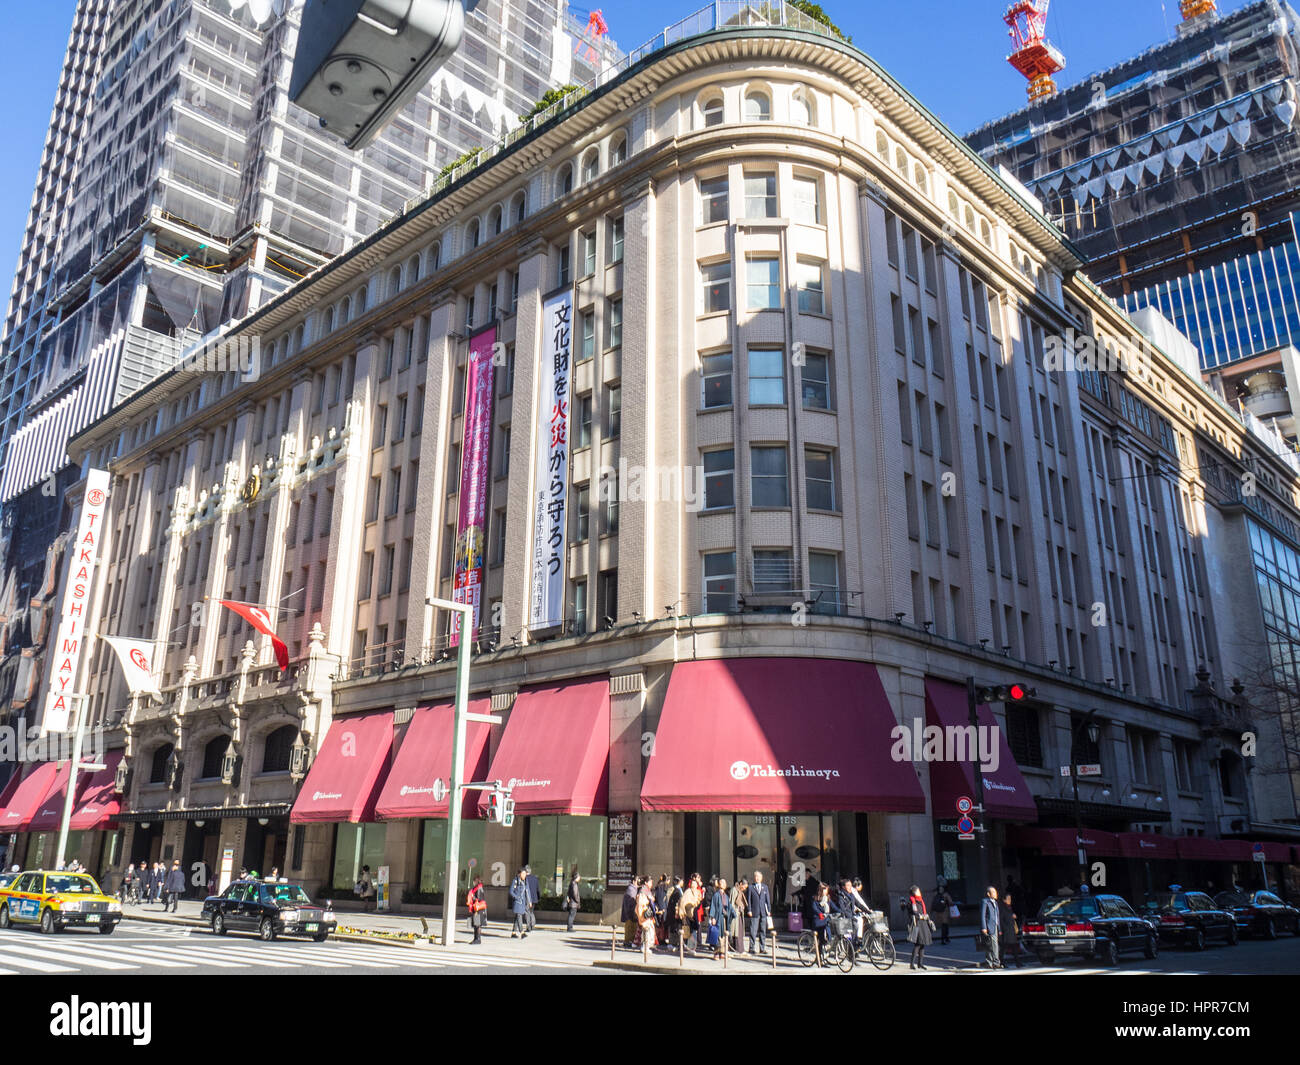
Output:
[984, 780, 1019, 795]
[398, 784, 441, 797]
[311, 790, 343, 802]
[507, 777, 551, 789]
[729, 760, 840, 781]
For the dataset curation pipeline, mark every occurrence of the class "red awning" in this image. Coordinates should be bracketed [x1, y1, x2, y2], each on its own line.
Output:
[290, 709, 394, 824]
[924, 679, 1038, 822]
[1005, 826, 1121, 857]
[1218, 839, 1257, 862]
[481, 679, 609, 817]
[1175, 837, 1234, 861]
[27, 760, 84, 832]
[1116, 831, 1178, 861]
[0, 767, 31, 827]
[640, 658, 926, 813]
[375, 701, 493, 820]
[0, 762, 61, 833]
[68, 750, 125, 831]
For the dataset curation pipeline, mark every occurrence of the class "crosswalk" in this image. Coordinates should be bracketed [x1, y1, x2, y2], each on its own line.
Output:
[0, 925, 584, 974]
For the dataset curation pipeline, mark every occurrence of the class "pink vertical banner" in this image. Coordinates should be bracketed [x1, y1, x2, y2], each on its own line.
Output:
[450, 326, 497, 646]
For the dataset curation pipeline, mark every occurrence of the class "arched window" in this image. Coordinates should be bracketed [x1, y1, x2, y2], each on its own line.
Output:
[427, 241, 441, 273]
[339, 296, 351, 324]
[875, 129, 889, 158]
[468, 218, 480, 248]
[354, 285, 367, 313]
[149, 744, 173, 784]
[488, 205, 502, 236]
[743, 90, 771, 122]
[894, 146, 908, 177]
[511, 191, 527, 225]
[701, 94, 724, 127]
[791, 89, 815, 127]
[913, 163, 928, 194]
[262, 726, 297, 774]
[323, 306, 335, 334]
[388, 266, 402, 299]
[580, 148, 599, 184]
[964, 204, 976, 231]
[557, 163, 573, 196]
[199, 736, 228, 780]
[947, 190, 959, 218]
[405, 254, 421, 286]
[980, 219, 992, 246]
[609, 132, 627, 166]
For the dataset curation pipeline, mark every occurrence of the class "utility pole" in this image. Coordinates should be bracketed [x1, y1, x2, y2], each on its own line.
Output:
[1071, 709, 1100, 893]
[55, 694, 105, 870]
[966, 677, 990, 894]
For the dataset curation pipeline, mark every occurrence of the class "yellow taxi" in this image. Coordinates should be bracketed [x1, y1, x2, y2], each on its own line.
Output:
[0, 870, 122, 934]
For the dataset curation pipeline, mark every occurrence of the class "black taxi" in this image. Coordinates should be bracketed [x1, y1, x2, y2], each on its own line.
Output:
[1020, 893, 1158, 966]
[201, 878, 336, 942]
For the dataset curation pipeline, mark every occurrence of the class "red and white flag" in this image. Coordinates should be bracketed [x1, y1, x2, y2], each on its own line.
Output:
[218, 599, 290, 671]
[101, 636, 162, 698]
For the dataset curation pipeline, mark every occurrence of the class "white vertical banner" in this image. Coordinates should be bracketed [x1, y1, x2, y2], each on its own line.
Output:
[43, 468, 111, 733]
[529, 290, 573, 634]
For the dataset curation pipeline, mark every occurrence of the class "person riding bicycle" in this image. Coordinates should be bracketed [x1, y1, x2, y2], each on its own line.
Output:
[838, 877, 872, 944]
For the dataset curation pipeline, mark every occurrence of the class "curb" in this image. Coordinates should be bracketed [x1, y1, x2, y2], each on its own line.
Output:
[592, 959, 704, 974]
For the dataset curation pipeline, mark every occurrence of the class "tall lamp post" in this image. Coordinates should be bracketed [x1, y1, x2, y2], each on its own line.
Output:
[1071, 709, 1101, 892]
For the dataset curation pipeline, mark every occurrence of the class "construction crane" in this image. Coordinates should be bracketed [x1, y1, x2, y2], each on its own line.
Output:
[1180, 0, 1218, 20]
[1004, 0, 1065, 104]
[291, 0, 479, 150]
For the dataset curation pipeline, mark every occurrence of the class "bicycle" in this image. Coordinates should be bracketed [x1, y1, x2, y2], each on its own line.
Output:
[796, 915, 856, 972]
[857, 910, 897, 971]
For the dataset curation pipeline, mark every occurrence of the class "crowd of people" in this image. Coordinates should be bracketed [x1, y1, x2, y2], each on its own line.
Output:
[114, 859, 196, 911]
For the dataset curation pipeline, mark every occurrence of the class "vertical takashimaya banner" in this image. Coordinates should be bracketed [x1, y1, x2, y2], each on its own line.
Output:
[450, 326, 497, 646]
[44, 468, 111, 733]
[529, 290, 573, 633]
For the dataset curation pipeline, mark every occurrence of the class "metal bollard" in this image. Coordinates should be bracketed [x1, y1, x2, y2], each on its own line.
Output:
[643, 927, 650, 964]
[679, 926, 685, 966]
[772, 930, 777, 969]
[611, 923, 616, 960]
[723, 924, 728, 969]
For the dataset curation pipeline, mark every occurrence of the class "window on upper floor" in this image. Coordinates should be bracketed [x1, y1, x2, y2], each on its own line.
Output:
[744, 89, 771, 121]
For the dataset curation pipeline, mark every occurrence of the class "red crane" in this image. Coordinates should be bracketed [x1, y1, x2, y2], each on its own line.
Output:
[1004, 0, 1066, 103]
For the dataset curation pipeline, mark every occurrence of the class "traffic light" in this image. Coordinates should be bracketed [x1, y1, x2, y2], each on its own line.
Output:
[502, 797, 515, 828]
[976, 682, 1036, 705]
[291, 0, 467, 150]
[485, 789, 502, 823]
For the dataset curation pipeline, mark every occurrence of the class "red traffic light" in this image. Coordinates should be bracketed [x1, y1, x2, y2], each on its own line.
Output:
[1008, 683, 1027, 701]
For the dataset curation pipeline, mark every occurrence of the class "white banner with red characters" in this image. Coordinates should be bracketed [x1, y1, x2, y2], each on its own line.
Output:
[102, 635, 163, 698]
[43, 468, 111, 733]
[529, 290, 573, 634]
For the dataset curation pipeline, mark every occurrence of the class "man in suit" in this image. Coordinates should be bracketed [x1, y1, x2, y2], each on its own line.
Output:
[980, 885, 1002, 969]
[524, 865, 540, 931]
[747, 870, 772, 955]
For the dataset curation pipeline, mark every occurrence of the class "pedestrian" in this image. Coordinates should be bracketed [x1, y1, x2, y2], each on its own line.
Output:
[729, 876, 748, 954]
[812, 883, 833, 965]
[980, 885, 1002, 969]
[931, 882, 955, 945]
[635, 879, 657, 949]
[747, 870, 772, 955]
[621, 877, 640, 946]
[564, 870, 582, 932]
[164, 858, 185, 912]
[509, 868, 531, 938]
[664, 875, 684, 949]
[356, 865, 375, 911]
[905, 885, 933, 970]
[270, 866, 279, 881]
[467, 876, 487, 945]
[680, 874, 703, 954]
[708, 877, 735, 958]
[524, 864, 539, 932]
[654, 874, 668, 915]
[999, 892, 1022, 968]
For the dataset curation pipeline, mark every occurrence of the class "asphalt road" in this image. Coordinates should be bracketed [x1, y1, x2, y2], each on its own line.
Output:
[0, 923, 1295, 975]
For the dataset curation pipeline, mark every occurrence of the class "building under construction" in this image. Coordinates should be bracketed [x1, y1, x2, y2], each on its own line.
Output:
[0, 0, 620, 718]
[969, 0, 1300, 428]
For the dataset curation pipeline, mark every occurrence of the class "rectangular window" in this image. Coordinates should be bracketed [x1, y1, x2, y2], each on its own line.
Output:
[386, 468, 401, 516]
[744, 172, 777, 218]
[746, 257, 781, 310]
[796, 260, 825, 314]
[487, 283, 498, 321]
[700, 261, 731, 314]
[703, 449, 735, 510]
[576, 393, 593, 446]
[605, 385, 621, 438]
[753, 549, 794, 594]
[801, 352, 830, 409]
[748, 348, 785, 405]
[581, 230, 596, 276]
[703, 551, 737, 612]
[603, 472, 619, 535]
[702, 352, 733, 408]
[607, 299, 622, 349]
[359, 550, 375, 599]
[366, 476, 381, 522]
[805, 448, 836, 510]
[792, 176, 820, 224]
[700, 175, 729, 224]
[579, 310, 595, 361]
[751, 446, 789, 507]
[372, 405, 388, 449]
[608, 215, 624, 264]
[574, 580, 588, 634]
[393, 395, 408, 441]
[557, 246, 571, 287]
[497, 425, 511, 478]
[575, 486, 590, 542]
[599, 570, 618, 627]
[809, 551, 840, 614]
[379, 544, 395, 596]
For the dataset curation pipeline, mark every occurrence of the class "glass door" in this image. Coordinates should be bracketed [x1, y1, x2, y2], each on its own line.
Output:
[733, 815, 778, 887]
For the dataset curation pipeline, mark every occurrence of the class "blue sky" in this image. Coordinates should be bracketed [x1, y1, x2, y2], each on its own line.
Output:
[0, 0, 1256, 302]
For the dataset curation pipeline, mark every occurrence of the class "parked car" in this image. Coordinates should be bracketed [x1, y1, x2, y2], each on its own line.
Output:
[1213, 889, 1300, 938]
[1020, 893, 1158, 966]
[0, 870, 122, 934]
[201, 878, 336, 942]
[1144, 891, 1238, 949]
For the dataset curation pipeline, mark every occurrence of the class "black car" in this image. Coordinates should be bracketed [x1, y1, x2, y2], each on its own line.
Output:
[1145, 891, 1238, 949]
[1213, 889, 1300, 938]
[201, 879, 336, 942]
[1020, 893, 1158, 966]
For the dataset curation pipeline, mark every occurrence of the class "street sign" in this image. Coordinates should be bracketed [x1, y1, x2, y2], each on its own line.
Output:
[1253, 844, 1266, 863]
[1060, 764, 1102, 777]
[957, 816, 975, 836]
[956, 796, 973, 815]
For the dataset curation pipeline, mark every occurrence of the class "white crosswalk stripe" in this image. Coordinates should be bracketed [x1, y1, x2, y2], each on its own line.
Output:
[0, 947, 77, 972]
[0, 939, 137, 970]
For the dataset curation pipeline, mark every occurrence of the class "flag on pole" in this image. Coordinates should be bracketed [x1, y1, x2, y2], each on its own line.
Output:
[218, 599, 290, 671]
[101, 636, 162, 698]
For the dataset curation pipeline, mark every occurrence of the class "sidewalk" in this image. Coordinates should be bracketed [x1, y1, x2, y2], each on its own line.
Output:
[120, 900, 985, 972]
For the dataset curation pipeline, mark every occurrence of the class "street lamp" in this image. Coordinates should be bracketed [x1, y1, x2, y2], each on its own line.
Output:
[1071, 710, 1102, 892]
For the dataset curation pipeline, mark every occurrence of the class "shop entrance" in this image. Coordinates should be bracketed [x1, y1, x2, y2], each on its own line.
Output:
[243, 817, 288, 878]
[129, 822, 163, 865]
[181, 821, 222, 897]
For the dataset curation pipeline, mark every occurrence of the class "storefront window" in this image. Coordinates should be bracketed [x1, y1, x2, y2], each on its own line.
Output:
[527, 816, 607, 900]
[331, 823, 387, 891]
[418, 820, 486, 897]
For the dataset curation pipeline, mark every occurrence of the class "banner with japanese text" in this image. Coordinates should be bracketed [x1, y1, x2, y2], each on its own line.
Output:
[529, 290, 573, 633]
[451, 325, 497, 646]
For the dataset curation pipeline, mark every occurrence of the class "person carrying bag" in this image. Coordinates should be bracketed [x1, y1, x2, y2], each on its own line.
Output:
[466, 877, 487, 945]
